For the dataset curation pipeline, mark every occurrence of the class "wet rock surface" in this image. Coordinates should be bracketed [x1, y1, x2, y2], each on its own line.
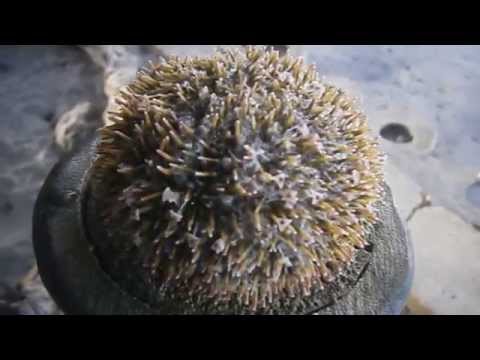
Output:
[296, 45, 480, 227]
[0, 46, 106, 292]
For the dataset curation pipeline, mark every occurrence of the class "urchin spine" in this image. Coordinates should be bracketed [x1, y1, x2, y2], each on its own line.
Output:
[92, 46, 384, 312]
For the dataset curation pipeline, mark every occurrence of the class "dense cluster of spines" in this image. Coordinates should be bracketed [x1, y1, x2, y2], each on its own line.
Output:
[93, 46, 384, 312]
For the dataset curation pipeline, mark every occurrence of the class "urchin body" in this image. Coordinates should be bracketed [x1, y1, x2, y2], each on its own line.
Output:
[87, 47, 385, 314]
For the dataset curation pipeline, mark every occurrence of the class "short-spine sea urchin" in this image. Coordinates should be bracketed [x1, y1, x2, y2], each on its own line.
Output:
[89, 46, 385, 314]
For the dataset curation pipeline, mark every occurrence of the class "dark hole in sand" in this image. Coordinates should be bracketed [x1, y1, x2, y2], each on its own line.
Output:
[0, 200, 14, 215]
[380, 123, 413, 144]
[364, 243, 374, 252]
[0, 63, 10, 74]
[43, 111, 55, 123]
[466, 182, 480, 209]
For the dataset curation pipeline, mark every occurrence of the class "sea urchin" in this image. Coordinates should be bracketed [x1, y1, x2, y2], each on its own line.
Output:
[89, 46, 385, 314]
